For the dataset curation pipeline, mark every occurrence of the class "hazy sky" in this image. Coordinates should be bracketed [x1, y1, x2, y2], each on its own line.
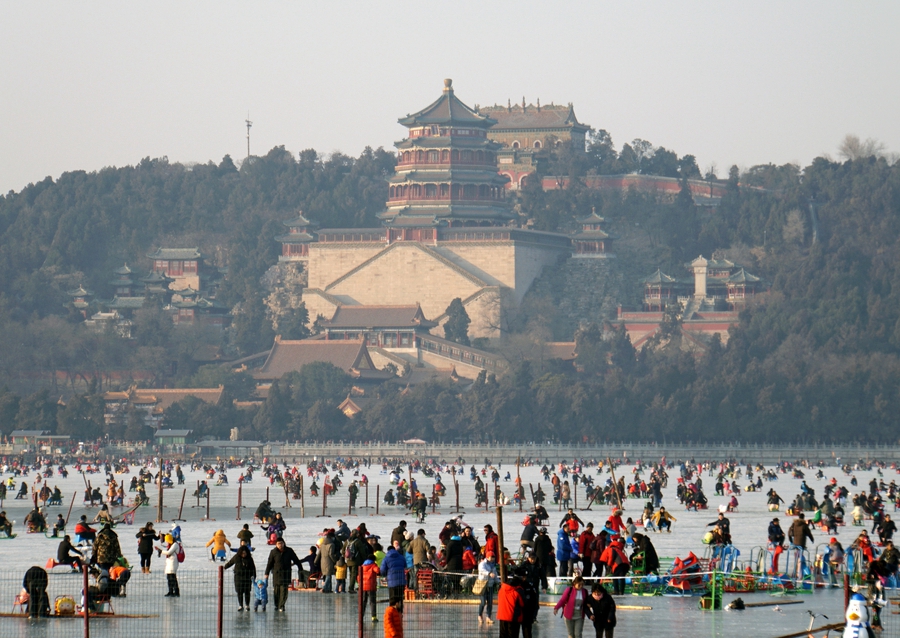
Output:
[2, 2, 898, 194]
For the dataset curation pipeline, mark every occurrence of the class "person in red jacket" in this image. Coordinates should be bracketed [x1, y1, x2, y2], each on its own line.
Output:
[599, 538, 630, 595]
[498, 575, 524, 638]
[483, 524, 499, 559]
[361, 558, 380, 622]
[578, 523, 596, 578]
[605, 510, 625, 535]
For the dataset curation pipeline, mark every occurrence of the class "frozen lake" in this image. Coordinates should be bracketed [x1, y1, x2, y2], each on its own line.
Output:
[0, 455, 890, 637]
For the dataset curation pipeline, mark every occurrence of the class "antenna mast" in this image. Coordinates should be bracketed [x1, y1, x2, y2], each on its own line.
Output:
[245, 114, 253, 159]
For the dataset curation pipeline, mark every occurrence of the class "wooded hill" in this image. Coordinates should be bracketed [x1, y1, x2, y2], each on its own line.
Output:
[0, 141, 898, 443]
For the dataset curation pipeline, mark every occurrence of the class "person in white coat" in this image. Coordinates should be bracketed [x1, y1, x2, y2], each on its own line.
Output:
[157, 533, 182, 597]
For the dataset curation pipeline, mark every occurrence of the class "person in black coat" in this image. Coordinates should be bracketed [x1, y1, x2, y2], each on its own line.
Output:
[516, 566, 539, 638]
[57, 535, 84, 570]
[630, 533, 660, 574]
[264, 538, 303, 612]
[225, 545, 257, 610]
[135, 522, 159, 574]
[444, 535, 464, 571]
[23, 566, 50, 618]
[586, 583, 617, 638]
[534, 527, 554, 590]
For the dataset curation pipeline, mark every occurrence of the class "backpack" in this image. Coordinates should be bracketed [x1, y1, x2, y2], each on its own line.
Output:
[345, 541, 359, 562]
[176, 544, 186, 563]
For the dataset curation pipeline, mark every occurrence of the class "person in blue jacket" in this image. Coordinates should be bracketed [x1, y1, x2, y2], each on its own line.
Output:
[382, 541, 408, 611]
[557, 528, 574, 577]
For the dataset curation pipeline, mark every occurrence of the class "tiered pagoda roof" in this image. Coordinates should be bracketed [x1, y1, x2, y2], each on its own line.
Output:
[724, 268, 761, 284]
[572, 209, 611, 240]
[109, 263, 136, 288]
[397, 82, 495, 128]
[276, 211, 318, 245]
[67, 285, 94, 309]
[141, 271, 175, 296]
[642, 269, 679, 285]
[380, 79, 513, 227]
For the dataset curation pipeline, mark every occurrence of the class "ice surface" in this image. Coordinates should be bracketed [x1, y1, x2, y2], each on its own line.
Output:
[0, 456, 881, 636]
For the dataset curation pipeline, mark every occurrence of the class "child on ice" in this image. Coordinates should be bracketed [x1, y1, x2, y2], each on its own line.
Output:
[335, 558, 347, 593]
[253, 578, 268, 612]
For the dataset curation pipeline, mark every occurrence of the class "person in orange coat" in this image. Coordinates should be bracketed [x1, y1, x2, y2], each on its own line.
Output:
[384, 599, 403, 638]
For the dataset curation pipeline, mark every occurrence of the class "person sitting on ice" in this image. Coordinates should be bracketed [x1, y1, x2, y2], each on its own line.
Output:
[707, 512, 732, 545]
[51, 514, 65, 538]
[651, 507, 676, 533]
[93, 504, 114, 525]
[727, 495, 739, 512]
[57, 535, 85, 571]
[767, 518, 785, 547]
[255, 500, 274, 524]
[25, 508, 47, 533]
[206, 529, 232, 561]
[266, 513, 286, 543]
[74, 516, 96, 544]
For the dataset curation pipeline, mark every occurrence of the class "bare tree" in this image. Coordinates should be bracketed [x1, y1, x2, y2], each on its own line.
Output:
[782, 209, 806, 245]
[838, 134, 887, 161]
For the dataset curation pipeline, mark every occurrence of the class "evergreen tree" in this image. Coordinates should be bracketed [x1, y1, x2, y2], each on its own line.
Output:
[443, 298, 471, 346]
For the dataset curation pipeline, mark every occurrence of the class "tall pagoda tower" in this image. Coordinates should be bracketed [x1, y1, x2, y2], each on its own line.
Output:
[381, 79, 512, 229]
[298, 79, 572, 339]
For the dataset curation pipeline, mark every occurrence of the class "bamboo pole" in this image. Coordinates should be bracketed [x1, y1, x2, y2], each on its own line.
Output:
[156, 461, 165, 523]
[496, 505, 506, 583]
[65, 491, 77, 525]
[607, 457, 624, 512]
[516, 456, 523, 512]
[770, 623, 844, 638]
[173, 489, 186, 522]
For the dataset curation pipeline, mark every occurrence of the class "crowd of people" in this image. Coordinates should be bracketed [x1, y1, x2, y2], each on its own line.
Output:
[4, 452, 900, 636]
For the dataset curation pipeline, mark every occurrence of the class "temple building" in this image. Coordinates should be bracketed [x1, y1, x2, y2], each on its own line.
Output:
[110, 264, 138, 297]
[253, 338, 393, 383]
[276, 212, 317, 262]
[570, 209, 613, 258]
[320, 304, 436, 348]
[67, 285, 94, 318]
[383, 78, 512, 228]
[480, 100, 590, 190]
[297, 80, 572, 338]
[619, 255, 767, 350]
[147, 247, 203, 291]
[639, 256, 766, 312]
[103, 385, 225, 428]
[170, 287, 229, 328]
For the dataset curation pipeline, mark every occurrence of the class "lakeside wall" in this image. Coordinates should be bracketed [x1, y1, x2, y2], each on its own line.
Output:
[11, 441, 897, 464]
[263, 442, 897, 464]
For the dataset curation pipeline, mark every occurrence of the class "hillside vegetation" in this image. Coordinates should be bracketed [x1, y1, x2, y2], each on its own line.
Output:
[0, 142, 898, 443]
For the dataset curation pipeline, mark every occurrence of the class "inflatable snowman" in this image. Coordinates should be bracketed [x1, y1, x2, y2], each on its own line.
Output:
[843, 593, 875, 638]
